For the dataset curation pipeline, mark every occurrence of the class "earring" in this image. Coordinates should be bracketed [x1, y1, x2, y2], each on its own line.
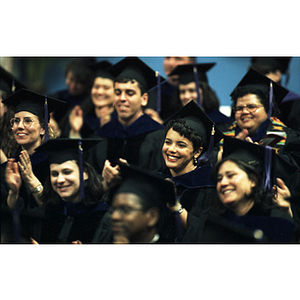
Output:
[194, 157, 198, 165]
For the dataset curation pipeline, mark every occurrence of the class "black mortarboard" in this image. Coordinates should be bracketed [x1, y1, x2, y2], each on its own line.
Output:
[168, 63, 216, 85]
[230, 68, 289, 118]
[108, 57, 165, 92]
[2, 88, 66, 120]
[250, 57, 291, 74]
[0, 66, 27, 94]
[89, 60, 115, 81]
[34, 138, 100, 164]
[35, 138, 100, 200]
[116, 163, 176, 206]
[164, 100, 224, 164]
[222, 136, 277, 193]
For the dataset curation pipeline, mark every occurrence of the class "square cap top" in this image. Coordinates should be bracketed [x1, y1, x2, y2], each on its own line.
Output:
[168, 62, 216, 84]
[230, 68, 289, 107]
[116, 163, 176, 206]
[34, 138, 100, 164]
[2, 88, 66, 119]
[108, 57, 165, 92]
[164, 100, 224, 152]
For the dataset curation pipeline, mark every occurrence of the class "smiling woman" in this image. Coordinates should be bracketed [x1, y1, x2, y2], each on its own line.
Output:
[1, 89, 65, 212]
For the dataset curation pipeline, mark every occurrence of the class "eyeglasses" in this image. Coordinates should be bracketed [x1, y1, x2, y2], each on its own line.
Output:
[234, 104, 264, 114]
[10, 117, 36, 128]
[109, 206, 144, 216]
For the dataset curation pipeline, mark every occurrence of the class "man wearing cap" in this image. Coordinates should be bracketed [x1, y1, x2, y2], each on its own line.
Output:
[87, 57, 167, 187]
[92, 163, 177, 243]
[220, 68, 300, 181]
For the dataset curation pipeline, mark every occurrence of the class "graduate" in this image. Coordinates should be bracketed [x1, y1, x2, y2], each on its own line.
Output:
[220, 68, 300, 181]
[157, 100, 224, 231]
[31, 138, 109, 244]
[1, 89, 65, 211]
[87, 57, 167, 188]
[184, 136, 296, 243]
[92, 163, 177, 244]
[64, 60, 116, 138]
[167, 62, 234, 128]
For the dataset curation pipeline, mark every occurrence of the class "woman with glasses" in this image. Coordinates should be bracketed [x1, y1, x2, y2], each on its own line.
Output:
[220, 69, 300, 181]
[1, 89, 65, 212]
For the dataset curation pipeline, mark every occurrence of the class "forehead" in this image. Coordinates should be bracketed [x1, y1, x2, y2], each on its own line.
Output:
[112, 193, 142, 207]
[218, 160, 243, 173]
[14, 111, 39, 119]
[114, 81, 140, 91]
[166, 128, 192, 143]
[179, 82, 197, 90]
[236, 94, 262, 105]
[50, 160, 78, 171]
[93, 77, 114, 86]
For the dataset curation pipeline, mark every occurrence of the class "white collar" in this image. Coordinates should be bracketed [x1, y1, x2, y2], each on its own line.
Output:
[149, 233, 160, 243]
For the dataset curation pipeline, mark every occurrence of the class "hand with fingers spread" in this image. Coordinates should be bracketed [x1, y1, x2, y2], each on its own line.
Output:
[273, 178, 293, 217]
[18, 150, 34, 184]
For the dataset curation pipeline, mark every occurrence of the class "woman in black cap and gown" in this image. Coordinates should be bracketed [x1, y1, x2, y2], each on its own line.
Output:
[183, 137, 296, 243]
[1, 89, 65, 211]
[30, 138, 109, 244]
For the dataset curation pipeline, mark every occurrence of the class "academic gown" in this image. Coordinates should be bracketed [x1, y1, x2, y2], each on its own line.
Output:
[220, 117, 300, 181]
[0, 149, 49, 211]
[30, 199, 109, 244]
[184, 204, 296, 243]
[157, 165, 217, 214]
[87, 114, 166, 174]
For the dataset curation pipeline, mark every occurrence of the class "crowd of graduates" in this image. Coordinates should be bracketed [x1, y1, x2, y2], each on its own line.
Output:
[1, 56, 300, 244]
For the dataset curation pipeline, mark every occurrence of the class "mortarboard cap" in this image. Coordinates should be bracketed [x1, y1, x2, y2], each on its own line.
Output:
[89, 60, 115, 81]
[2, 88, 66, 120]
[34, 138, 100, 164]
[116, 163, 176, 206]
[250, 57, 291, 74]
[222, 136, 277, 192]
[0, 66, 27, 94]
[230, 68, 289, 108]
[108, 57, 165, 92]
[164, 100, 224, 152]
[168, 63, 216, 85]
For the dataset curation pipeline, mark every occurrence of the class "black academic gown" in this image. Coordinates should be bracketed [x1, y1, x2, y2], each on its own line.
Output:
[157, 165, 217, 214]
[31, 199, 109, 244]
[87, 114, 166, 174]
[184, 204, 296, 243]
[0, 149, 49, 211]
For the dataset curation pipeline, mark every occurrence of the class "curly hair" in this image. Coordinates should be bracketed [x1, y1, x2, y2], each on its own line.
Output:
[164, 118, 203, 151]
[231, 85, 281, 118]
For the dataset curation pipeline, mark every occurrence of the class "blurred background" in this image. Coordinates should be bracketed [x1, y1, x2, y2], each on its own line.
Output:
[1, 56, 299, 116]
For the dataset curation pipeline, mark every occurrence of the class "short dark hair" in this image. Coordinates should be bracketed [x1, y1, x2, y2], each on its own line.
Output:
[165, 118, 203, 151]
[114, 77, 146, 95]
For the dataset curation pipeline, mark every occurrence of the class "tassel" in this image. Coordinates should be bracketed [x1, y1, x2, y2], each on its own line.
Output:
[44, 96, 49, 141]
[193, 66, 202, 107]
[263, 145, 272, 193]
[267, 80, 273, 119]
[198, 124, 215, 166]
[156, 71, 161, 114]
[78, 139, 85, 201]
